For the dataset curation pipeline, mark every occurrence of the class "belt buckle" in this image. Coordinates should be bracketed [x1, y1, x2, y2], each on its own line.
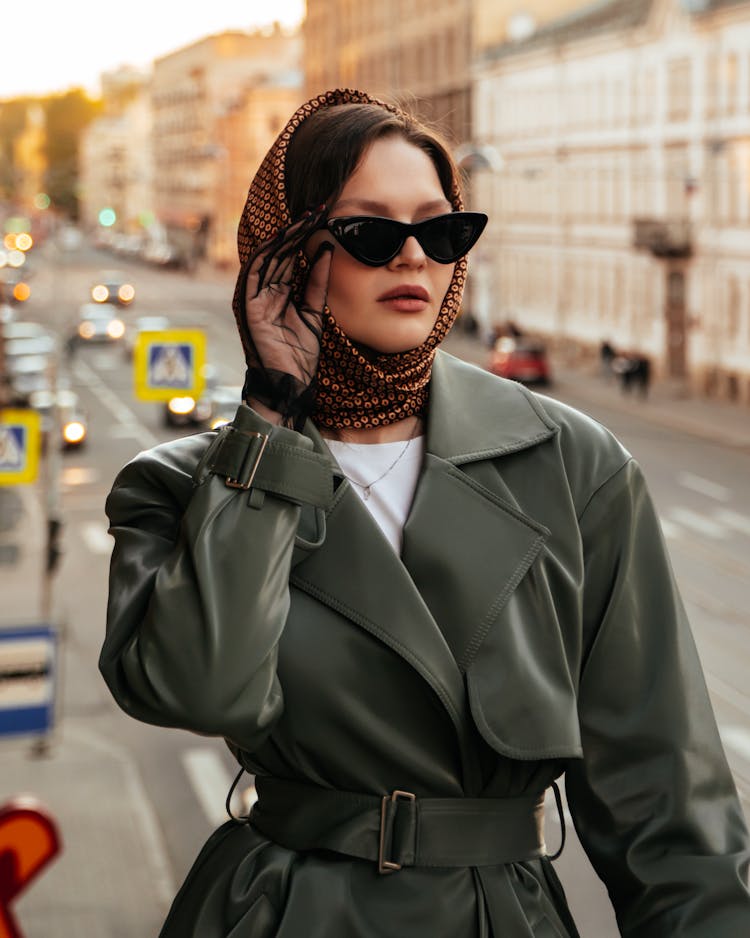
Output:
[378, 790, 416, 874]
[225, 431, 268, 490]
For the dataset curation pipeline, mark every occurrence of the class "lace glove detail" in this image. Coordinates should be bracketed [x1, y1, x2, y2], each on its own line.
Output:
[238, 207, 332, 431]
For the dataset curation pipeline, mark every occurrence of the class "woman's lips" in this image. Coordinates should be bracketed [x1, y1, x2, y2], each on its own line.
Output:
[377, 285, 430, 312]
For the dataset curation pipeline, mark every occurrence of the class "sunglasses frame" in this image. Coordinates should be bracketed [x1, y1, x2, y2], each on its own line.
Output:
[324, 211, 488, 267]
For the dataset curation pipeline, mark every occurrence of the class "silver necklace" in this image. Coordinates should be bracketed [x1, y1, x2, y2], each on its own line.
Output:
[343, 436, 415, 501]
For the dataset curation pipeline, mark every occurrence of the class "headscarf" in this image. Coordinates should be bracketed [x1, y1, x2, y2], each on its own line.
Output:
[232, 88, 468, 430]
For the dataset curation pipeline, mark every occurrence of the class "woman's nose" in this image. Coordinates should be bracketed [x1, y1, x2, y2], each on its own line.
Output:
[389, 235, 427, 268]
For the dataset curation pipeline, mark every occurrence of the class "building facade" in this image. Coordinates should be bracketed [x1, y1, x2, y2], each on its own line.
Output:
[472, 0, 750, 402]
[150, 27, 302, 266]
[303, 3, 589, 150]
[304, 0, 474, 144]
[79, 69, 153, 240]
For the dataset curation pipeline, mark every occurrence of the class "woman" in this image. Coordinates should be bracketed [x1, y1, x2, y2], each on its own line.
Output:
[100, 89, 750, 937]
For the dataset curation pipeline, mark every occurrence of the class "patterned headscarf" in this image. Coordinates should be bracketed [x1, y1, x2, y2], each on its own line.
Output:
[232, 88, 467, 430]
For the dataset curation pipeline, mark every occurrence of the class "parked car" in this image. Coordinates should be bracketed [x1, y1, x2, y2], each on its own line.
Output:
[1, 320, 53, 341]
[164, 383, 241, 431]
[74, 303, 125, 344]
[487, 337, 551, 386]
[2, 324, 58, 403]
[123, 314, 172, 359]
[5, 353, 53, 403]
[90, 270, 135, 306]
[29, 387, 89, 449]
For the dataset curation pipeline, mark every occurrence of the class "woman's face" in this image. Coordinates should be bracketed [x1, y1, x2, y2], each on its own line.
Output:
[310, 135, 455, 354]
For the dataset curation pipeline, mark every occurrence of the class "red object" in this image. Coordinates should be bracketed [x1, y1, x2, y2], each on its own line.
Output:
[0, 800, 62, 938]
[488, 338, 551, 386]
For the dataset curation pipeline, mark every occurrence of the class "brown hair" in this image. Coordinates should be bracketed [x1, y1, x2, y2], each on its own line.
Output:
[284, 102, 461, 221]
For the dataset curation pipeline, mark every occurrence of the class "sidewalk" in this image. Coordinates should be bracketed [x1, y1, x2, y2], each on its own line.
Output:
[442, 329, 750, 451]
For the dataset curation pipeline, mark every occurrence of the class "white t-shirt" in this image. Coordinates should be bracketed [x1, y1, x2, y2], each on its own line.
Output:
[325, 436, 425, 554]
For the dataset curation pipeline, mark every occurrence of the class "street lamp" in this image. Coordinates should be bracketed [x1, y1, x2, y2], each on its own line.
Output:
[454, 143, 504, 343]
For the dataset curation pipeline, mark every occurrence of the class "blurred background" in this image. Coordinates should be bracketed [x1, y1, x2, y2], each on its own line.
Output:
[1, 1, 749, 935]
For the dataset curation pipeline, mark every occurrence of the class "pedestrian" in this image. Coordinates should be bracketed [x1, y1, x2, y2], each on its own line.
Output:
[100, 89, 750, 937]
[599, 339, 616, 379]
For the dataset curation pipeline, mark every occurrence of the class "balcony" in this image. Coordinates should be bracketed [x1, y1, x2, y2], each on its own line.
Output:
[632, 218, 692, 259]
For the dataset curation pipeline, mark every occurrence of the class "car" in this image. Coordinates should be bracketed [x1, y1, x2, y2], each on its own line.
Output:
[75, 303, 125, 344]
[164, 382, 241, 431]
[90, 270, 135, 306]
[2, 325, 59, 403]
[1, 320, 53, 341]
[122, 314, 171, 359]
[487, 336, 551, 386]
[5, 353, 54, 403]
[29, 387, 89, 449]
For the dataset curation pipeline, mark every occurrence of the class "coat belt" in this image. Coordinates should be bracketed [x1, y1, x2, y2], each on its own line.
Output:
[249, 776, 548, 873]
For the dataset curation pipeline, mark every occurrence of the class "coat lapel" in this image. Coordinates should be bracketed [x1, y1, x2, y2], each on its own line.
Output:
[402, 352, 558, 672]
[291, 351, 559, 734]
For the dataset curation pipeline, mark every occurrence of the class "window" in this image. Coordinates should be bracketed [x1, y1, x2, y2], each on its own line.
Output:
[667, 58, 691, 122]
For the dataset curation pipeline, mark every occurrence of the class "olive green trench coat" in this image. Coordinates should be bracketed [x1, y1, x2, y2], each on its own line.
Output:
[100, 351, 750, 937]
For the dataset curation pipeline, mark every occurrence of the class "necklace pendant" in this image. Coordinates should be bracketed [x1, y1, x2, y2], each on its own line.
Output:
[362, 486, 372, 500]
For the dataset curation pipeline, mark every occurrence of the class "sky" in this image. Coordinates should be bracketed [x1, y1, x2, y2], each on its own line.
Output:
[2, 0, 305, 99]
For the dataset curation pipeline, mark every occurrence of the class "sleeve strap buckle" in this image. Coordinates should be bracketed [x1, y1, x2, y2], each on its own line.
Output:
[222, 429, 269, 490]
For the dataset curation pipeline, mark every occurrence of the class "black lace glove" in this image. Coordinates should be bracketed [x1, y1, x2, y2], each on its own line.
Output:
[238, 207, 333, 430]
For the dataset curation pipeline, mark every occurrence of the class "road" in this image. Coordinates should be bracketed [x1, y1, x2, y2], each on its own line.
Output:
[3, 236, 749, 936]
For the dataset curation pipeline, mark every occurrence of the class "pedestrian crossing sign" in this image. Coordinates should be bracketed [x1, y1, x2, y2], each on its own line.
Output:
[133, 329, 207, 401]
[0, 409, 41, 486]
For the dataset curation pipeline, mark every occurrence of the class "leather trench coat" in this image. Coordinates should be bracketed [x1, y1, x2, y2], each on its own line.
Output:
[100, 351, 750, 937]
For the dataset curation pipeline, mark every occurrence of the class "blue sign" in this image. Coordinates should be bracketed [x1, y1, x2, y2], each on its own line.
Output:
[133, 329, 207, 401]
[0, 409, 41, 485]
[0, 625, 57, 737]
[147, 343, 194, 388]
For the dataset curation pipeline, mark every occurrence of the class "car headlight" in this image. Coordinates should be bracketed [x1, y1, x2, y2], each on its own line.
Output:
[168, 396, 196, 415]
[210, 417, 230, 430]
[107, 319, 125, 339]
[78, 321, 95, 339]
[118, 284, 135, 303]
[62, 421, 86, 444]
[91, 284, 109, 302]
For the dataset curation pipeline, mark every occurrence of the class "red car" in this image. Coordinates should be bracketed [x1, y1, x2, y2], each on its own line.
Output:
[488, 337, 551, 386]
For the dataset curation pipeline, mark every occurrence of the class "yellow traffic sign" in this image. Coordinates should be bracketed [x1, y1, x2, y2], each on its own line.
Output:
[133, 329, 207, 402]
[0, 409, 41, 486]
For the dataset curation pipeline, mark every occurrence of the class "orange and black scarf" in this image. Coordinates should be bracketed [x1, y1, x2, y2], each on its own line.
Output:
[231, 88, 467, 430]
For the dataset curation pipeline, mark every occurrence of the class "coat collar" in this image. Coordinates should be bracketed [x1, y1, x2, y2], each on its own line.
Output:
[291, 352, 559, 763]
[425, 350, 559, 464]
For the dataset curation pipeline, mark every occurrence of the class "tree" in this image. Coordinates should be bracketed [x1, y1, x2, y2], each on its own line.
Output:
[42, 89, 102, 218]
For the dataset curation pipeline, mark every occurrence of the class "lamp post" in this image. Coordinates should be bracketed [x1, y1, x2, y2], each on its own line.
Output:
[455, 143, 504, 343]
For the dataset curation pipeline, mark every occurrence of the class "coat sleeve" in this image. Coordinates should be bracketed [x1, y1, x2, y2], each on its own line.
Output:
[99, 405, 331, 751]
[565, 457, 750, 936]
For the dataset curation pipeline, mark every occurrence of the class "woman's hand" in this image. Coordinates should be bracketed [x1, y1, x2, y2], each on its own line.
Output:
[241, 208, 333, 428]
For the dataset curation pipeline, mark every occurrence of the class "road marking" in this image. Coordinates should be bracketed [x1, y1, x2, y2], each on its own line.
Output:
[80, 522, 113, 554]
[707, 673, 750, 720]
[659, 519, 681, 540]
[61, 465, 99, 487]
[668, 507, 725, 539]
[73, 357, 158, 449]
[108, 424, 150, 440]
[182, 747, 251, 827]
[677, 472, 731, 502]
[714, 508, 750, 538]
[544, 786, 572, 825]
[720, 725, 750, 764]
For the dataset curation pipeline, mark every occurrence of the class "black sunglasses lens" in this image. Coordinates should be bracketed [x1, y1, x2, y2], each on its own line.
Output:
[335, 219, 402, 265]
[421, 215, 485, 262]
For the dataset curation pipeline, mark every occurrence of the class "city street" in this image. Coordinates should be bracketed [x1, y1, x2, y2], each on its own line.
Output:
[2, 237, 749, 936]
